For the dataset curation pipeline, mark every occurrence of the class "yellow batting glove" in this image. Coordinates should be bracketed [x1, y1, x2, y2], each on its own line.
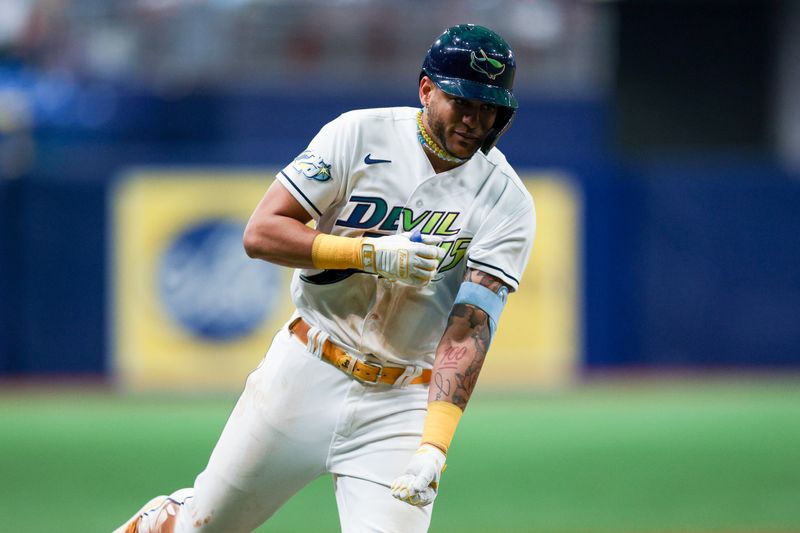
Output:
[390, 444, 447, 507]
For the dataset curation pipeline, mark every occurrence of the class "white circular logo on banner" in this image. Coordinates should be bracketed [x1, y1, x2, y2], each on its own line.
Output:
[158, 219, 281, 341]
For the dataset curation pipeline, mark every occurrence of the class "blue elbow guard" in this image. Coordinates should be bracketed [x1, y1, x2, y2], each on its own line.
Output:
[453, 282, 508, 337]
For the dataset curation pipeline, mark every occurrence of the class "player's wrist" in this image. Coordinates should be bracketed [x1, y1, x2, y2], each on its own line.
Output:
[421, 400, 463, 455]
[311, 234, 366, 270]
[418, 442, 448, 456]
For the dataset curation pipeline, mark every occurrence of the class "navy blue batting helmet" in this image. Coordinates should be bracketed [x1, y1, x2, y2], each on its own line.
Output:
[421, 24, 518, 153]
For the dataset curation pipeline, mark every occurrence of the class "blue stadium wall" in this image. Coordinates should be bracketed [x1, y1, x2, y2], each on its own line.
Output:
[1, 90, 799, 375]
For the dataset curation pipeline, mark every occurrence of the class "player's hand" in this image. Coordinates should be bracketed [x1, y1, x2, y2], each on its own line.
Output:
[390, 444, 447, 507]
[361, 233, 444, 287]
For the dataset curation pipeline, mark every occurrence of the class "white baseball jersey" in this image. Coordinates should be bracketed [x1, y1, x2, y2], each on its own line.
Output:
[277, 106, 536, 367]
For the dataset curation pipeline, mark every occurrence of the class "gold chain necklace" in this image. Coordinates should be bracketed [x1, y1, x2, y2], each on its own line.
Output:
[416, 109, 465, 164]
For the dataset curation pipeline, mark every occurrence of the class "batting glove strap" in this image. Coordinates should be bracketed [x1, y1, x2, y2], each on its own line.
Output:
[362, 233, 444, 287]
[390, 444, 447, 507]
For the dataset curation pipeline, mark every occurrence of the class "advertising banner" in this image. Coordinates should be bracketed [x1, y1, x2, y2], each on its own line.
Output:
[112, 170, 579, 391]
[112, 171, 294, 391]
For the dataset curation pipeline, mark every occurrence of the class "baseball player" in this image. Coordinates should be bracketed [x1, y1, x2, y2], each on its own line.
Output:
[116, 24, 535, 533]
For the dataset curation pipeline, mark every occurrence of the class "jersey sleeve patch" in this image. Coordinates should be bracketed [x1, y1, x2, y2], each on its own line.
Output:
[291, 150, 332, 182]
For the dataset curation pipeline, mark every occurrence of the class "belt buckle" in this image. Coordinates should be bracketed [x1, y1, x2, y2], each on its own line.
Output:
[354, 359, 383, 386]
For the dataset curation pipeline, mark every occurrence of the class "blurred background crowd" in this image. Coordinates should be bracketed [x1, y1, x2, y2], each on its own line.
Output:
[1, 0, 799, 380]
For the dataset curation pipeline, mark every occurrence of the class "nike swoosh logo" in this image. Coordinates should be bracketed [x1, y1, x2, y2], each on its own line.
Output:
[364, 154, 392, 165]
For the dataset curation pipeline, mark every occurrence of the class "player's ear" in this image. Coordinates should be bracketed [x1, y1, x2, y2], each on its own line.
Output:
[419, 76, 435, 107]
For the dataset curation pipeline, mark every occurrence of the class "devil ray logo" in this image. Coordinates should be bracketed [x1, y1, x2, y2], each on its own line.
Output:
[292, 150, 332, 182]
[470, 49, 505, 80]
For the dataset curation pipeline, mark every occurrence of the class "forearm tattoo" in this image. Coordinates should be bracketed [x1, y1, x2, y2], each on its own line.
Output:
[431, 268, 509, 410]
[466, 267, 504, 292]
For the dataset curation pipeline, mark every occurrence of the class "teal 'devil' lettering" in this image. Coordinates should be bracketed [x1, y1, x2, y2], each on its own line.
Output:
[402, 208, 431, 232]
[335, 196, 388, 229]
[378, 206, 404, 232]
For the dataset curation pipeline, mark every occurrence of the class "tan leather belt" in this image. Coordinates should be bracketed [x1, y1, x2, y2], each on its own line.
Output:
[289, 318, 431, 386]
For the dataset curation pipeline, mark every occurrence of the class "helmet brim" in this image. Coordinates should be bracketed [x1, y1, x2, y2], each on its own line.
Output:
[431, 75, 518, 110]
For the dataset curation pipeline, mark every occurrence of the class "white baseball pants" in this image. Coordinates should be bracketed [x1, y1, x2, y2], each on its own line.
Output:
[164, 326, 434, 533]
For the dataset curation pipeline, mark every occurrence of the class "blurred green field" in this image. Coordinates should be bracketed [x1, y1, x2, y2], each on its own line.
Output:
[2, 377, 800, 533]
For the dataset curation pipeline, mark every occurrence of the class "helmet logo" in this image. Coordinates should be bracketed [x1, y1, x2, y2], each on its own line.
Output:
[470, 49, 505, 80]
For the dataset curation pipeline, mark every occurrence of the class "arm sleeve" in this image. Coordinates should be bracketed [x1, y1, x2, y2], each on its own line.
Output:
[466, 194, 536, 291]
[276, 114, 353, 220]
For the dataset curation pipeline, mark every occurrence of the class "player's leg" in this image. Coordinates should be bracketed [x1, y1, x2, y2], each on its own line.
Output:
[334, 474, 433, 533]
[330, 381, 434, 533]
[116, 326, 352, 532]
